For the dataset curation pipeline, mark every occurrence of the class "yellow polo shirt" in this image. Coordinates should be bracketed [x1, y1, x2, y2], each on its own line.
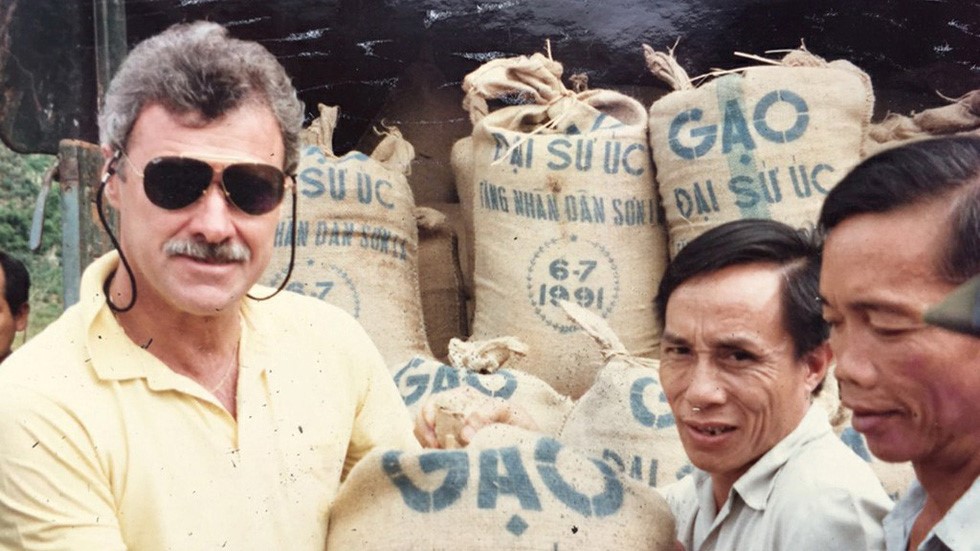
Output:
[0, 252, 419, 550]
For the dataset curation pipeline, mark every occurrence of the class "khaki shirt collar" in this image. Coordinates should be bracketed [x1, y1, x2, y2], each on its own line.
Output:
[731, 404, 831, 511]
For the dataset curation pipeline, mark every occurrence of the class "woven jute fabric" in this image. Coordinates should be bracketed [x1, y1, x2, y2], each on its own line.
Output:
[645, 45, 874, 258]
[463, 54, 669, 399]
[326, 424, 676, 550]
[393, 344, 574, 439]
[557, 302, 692, 489]
[865, 89, 980, 156]
[263, 104, 430, 367]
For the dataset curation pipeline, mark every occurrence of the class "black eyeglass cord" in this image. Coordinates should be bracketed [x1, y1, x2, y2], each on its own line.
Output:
[96, 152, 139, 313]
[247, 184, 297, 301]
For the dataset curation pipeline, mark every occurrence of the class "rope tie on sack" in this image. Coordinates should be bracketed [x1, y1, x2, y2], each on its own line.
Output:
[868, 89, 980, 147]
[447, 336, 528, 374]
[461, 53, 566, 123]
[645, 40, 831, 88]
[414, 206, 447, 231]
[302, 103, 340, 157]
[487, 79, 580, 167]
[569, 73, 589, 93]
[461, 48, 586, 166]
[558, 300, 659, 370]
[643, 40, 694, 92]
[370, 123, 415, 176]
[488, 97, 577, 167]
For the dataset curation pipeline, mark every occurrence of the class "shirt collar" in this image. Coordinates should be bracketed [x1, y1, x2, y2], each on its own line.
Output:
[887, 476, 980, 551]
[82, 251, 158, 383]
[81, 251, 271, 390]
[933, 476, 980, 550]
[731, 404, 832, 511]
[884, 480, 924, 550]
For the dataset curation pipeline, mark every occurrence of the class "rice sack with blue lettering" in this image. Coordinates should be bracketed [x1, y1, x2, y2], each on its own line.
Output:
[392, 339, 574, 439]
[557, 302, 692, 489]
[464, 53, 670, 399]
[644, 45, 874, 257]
[262, 104, 431, 367]
[326, 424, 677, 550]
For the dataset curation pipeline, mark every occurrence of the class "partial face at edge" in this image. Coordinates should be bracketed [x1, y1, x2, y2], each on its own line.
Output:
[0, 267, 29, 359]
[820, 201, 980, 466]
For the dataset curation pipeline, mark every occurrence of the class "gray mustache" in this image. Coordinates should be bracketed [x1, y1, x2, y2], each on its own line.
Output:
[163, 239, 251, 262]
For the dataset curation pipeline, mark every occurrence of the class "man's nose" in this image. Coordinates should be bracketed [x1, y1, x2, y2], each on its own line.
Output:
[685, 359, 726, 408]
[187, 181, 236, 241]
[830, 326, 877, 389]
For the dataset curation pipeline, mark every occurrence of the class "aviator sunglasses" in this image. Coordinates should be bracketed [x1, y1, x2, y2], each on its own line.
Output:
[96, 151, 299, 312]
[121, 152, 290, 215]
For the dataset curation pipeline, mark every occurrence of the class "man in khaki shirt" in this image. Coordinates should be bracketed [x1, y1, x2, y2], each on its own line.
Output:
[656, 219, 893, 550]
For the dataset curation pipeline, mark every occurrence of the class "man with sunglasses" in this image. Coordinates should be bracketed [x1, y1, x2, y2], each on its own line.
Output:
[0, 22, 420, 550]
[818, 136, 980, 551]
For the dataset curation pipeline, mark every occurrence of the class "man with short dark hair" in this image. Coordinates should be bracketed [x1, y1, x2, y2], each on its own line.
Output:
[657, 219, 892, 550]
[0, 250, 29, 363]
[819, 135, 980, 551]
[0, 22, 419, 550]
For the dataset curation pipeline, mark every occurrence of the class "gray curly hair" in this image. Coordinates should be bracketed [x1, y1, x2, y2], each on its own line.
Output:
[98, 21, 305, 174]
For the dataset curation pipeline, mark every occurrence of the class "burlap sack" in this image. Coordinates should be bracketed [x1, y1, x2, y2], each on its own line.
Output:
[416, 206, 468, 361]
[464, 53, 670, 399]
[557, 302, 692, 488]
[327, 424, 676, 550]
[645, 45, 874, 257]
[864, 89, 980, 156]
[452, 52, 565, 298]
[393, 337, 574, 437]
[263, 104, 430, 367]
[450, 136, 476, 308]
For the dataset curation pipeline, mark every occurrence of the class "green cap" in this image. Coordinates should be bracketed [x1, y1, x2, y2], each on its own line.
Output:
[923, 275, 980, 337]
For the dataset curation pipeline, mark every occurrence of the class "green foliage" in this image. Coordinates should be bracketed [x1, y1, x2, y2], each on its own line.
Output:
[0, 143, 61, 339]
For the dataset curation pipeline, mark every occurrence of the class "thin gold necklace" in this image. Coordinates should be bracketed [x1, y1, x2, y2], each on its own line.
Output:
[206, 341, 240, 394]
[109, 302, 241, 394]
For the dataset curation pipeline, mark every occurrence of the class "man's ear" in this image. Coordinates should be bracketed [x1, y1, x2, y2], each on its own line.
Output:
[13, 303, 29, 332]
[101, 146, 122, 209]
[801, 341, 833, 394]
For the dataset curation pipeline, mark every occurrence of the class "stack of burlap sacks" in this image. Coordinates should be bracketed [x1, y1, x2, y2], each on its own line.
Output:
[261, 46, 977, 548]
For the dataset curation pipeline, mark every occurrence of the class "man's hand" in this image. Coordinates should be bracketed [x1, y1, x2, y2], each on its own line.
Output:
[414, 386, 539, 448]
